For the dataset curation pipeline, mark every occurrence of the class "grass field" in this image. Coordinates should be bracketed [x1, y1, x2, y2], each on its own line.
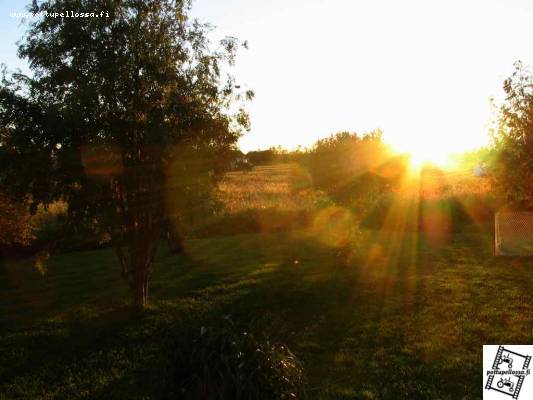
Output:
[1, 164, 532, 399]
[217, 163, 325, 212]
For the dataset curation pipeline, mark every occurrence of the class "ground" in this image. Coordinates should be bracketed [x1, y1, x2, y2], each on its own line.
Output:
[1, 164, 532, 399]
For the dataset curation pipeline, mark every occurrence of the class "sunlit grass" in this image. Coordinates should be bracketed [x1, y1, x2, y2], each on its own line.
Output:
[1, 163, 531, 399]
[396, 165, 492, 199]
[217, 163, 325, 213]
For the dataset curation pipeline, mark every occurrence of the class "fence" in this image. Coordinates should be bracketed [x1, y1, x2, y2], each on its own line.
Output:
[495, 212, 533, 256]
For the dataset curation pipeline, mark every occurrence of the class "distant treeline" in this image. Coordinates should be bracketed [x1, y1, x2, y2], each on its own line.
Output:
[244, 146, 305, 166]
[0, 128, 520, 258]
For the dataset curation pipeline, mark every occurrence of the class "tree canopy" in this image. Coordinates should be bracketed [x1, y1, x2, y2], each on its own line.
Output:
[0, 0, 253, 307]
[492, 62, 533, 210]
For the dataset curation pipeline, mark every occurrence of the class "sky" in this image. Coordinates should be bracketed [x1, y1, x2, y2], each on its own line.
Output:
[2, 0, 533, 159]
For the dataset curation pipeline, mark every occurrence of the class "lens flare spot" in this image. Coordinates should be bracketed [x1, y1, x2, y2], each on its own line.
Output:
[310, 206, 355, 248]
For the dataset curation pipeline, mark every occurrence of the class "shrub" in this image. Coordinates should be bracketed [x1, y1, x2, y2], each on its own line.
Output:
[165, 318, 306, 399]
[246, 149, 277, 165]
[0, 192, 34, 251]
[304, 131, 407, 214]
[31, 201, 111, 253]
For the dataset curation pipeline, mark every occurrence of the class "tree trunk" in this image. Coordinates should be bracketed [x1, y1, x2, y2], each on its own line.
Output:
[112, 168, 162, 310]
[116, 239, 157, 310]
[133, 269, 148, 309]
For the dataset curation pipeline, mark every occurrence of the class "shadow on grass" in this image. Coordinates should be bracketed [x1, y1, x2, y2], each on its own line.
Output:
[1, 231, 532, 399]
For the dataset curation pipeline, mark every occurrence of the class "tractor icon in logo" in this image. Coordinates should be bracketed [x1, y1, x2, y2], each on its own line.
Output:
[497, 377, 515, 393]
[498, 353, 514, 370]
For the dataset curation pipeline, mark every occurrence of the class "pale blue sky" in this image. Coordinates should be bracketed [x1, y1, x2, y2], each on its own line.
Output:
[2, 0, 533, 160]
[0, 1, 31, 75]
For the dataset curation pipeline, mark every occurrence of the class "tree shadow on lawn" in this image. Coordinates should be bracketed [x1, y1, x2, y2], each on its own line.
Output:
[189, 231, 531, 399]
[149, 233, 461, 399]
[1, 231, 532, 399]
[0, 243, 211, 329]
[219, 251, 440, 398]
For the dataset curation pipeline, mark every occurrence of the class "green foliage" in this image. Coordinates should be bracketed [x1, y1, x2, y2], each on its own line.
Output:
[0, 192, 34, 249]
[304, 131, 407, 214]
[450, 147, 497, 171]
[31, 201, 112, 253]
[0, 0, 252, 306]
[166, 317, 306, 400]
[246, 147, 304, 165]
[492, 62, 533, 210]
[246, 149, 277, 165]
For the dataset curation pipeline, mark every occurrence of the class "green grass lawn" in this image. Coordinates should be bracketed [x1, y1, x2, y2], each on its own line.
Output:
[1, 227, 532, 399]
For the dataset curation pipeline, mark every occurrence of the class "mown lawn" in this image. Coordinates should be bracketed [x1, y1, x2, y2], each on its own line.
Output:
[1, 226, 532, 399]
[1, 164, 532, 399]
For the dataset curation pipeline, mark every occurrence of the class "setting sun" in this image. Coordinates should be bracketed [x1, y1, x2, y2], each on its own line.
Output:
[387, 134, 458, 169]
[409, 149, 451, 169]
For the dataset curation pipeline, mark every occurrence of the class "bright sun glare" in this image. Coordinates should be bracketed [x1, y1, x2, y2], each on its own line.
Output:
[192, 0, 533, 155]
[408, 145, 453, 168]
[387, 134, 459, 169]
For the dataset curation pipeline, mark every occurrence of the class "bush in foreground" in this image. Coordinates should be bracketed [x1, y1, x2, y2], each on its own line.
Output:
[166, 318, 306, 399]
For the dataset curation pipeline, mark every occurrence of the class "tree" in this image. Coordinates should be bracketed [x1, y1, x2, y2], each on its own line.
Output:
[492, 62, 533, 210]
[246, 149, 276, 165]
[0, 0, 252, 308]
[305, 130, 407, 214]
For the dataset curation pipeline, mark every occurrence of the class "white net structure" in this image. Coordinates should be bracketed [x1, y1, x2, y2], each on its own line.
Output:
[495, 212, 533, 256]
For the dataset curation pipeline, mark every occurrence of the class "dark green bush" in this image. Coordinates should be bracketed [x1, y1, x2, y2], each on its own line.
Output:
[165, 318, 306, 399]
[303, 131, 407, 213]
[246, 149, 277, 165]
[26, 201, 116, 254]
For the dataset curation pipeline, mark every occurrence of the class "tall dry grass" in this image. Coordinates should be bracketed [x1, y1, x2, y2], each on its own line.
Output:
[217, 163, 327, 213]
